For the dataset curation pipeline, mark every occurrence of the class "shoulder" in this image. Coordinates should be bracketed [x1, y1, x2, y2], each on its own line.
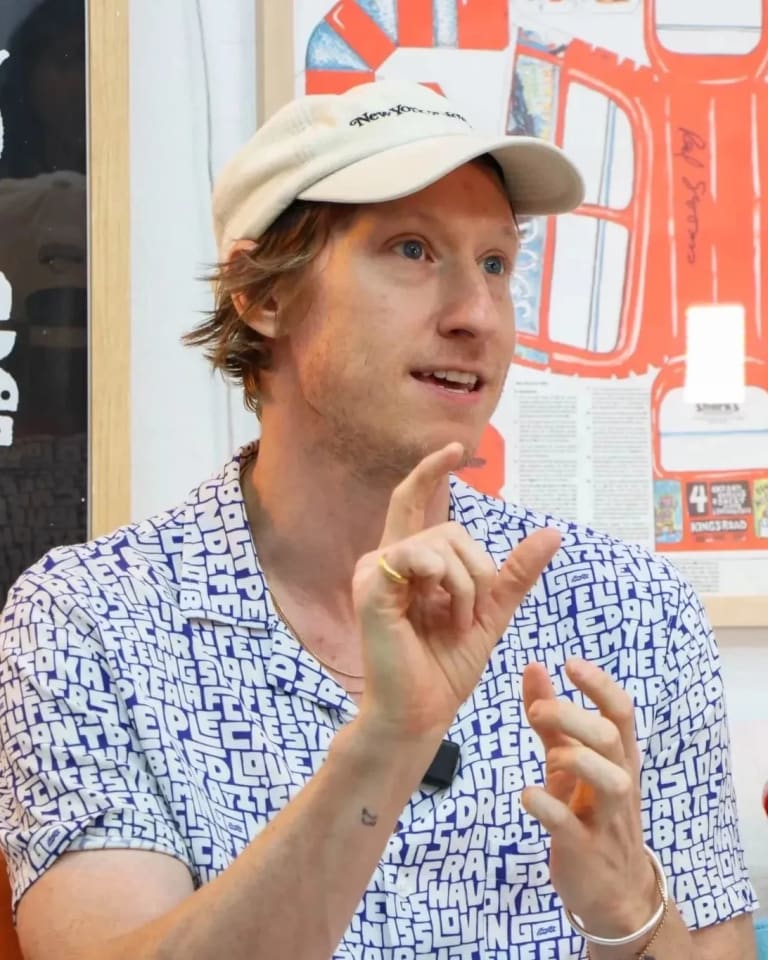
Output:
[1, 446, 257, 653]
[451, 476, 691, 606]
[451, 478, 710, 698]
[0, 448, 220, 654]
[3, 502, 187, 623]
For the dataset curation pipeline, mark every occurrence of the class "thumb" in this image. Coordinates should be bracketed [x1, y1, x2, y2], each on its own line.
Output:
[379, 442, 464, 547]
[489, 527, 561, 629]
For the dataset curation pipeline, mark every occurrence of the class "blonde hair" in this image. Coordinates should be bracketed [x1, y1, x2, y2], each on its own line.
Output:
[184, 200, 355, 415]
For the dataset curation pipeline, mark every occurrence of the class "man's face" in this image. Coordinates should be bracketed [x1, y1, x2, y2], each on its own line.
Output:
[271, 162, 519, 479]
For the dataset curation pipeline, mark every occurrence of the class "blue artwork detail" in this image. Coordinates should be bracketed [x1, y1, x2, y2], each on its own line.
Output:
[511, 215, 547, 337]
[514, 343, 549, 366]
[357, 0, 398, 42]
[518, 27, 568, 56]
[509, 72, 536, 137]
[507, 52, 562, 340]
[306, 21, 370, 72]
[433, 0, 457, 47]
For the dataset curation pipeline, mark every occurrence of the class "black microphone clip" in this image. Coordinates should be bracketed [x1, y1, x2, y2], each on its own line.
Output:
[422, 739, 460, 789]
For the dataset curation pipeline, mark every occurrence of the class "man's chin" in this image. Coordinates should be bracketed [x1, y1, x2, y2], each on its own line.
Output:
[400, 431, 480, 473]
[321, 414, 485, 483]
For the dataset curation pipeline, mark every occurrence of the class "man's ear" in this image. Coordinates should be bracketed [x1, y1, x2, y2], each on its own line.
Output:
[228, 239, 280, 338]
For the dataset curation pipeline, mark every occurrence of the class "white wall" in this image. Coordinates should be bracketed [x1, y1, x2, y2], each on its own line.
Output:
[130, 0, 260, 521]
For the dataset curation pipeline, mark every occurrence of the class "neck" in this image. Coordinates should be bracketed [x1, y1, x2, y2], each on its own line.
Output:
[242, 429, 451, 617]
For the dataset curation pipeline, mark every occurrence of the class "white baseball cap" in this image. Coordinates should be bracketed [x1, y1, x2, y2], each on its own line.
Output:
[213, 79, 584, 260]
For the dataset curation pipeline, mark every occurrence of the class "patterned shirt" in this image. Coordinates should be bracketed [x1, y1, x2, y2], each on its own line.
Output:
[0, 444, 756, 959]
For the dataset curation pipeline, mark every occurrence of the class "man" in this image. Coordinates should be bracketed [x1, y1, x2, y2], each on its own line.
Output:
[0, 80, 757, 959]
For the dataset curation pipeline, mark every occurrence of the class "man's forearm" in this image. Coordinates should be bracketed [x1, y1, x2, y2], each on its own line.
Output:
[88, 719, 441, 960]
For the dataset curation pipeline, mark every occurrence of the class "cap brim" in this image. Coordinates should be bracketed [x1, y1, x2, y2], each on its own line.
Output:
[298, 132, 584, 215]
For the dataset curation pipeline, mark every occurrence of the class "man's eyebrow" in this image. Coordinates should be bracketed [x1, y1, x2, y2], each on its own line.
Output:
[372, 208, 520, 240]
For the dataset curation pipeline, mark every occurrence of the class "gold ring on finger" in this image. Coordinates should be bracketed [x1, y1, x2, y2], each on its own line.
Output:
[378, 554, 410, 585]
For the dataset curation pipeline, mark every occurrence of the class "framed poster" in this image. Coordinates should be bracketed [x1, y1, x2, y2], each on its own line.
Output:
[0, 0, 89, 601]
[0, 0, 129, 603]
[261, 0, 768, 627]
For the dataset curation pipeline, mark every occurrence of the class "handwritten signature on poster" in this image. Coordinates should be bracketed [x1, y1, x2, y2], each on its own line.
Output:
[675, 126, 708, 265]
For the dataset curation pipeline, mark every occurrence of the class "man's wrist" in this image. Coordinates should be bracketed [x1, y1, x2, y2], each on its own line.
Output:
[338, 712, 444, 784]
[351, 702, 448, 750]
[572, 854, 661, 941]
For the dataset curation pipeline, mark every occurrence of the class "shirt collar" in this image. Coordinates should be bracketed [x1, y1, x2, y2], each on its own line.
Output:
[448, 473, 507, 543]
[177, 442, 354, 712]
[178, 447, 508, 623]
[178, 441, 270, 627]
[177, 448, 508, 709]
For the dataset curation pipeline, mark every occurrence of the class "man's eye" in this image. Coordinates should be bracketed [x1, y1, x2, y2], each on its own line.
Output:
[396, 239, 425, 260]
[483, 255, 506, 275]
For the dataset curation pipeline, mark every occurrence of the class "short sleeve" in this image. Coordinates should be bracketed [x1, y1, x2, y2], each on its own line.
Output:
[640, 577, 758, 929]
[0, 571, 193, 912]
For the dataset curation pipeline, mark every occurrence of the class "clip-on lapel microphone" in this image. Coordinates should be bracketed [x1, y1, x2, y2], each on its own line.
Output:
[422, 739, 460, 788]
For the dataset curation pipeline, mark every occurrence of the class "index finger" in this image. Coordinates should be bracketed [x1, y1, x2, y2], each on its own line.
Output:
[379, 442, 465, 547]
[565, 658, 640, 765]
[523, 661, 573, 751]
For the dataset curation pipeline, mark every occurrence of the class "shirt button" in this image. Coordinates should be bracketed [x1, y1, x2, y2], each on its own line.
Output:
[395, 874, 416, 897]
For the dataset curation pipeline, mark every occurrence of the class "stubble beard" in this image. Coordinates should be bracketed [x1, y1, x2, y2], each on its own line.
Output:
[320, 403, 476, 489]
[303, 359, 492, 488]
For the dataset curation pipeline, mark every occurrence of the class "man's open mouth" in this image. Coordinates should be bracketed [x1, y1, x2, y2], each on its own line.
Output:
[412, 370, 482, 393]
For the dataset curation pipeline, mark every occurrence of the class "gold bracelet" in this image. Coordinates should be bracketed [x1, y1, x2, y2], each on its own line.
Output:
[635, 895, 670, 958]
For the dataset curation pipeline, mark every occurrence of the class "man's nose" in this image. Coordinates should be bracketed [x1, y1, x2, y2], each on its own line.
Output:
[435, 264, 503, 339]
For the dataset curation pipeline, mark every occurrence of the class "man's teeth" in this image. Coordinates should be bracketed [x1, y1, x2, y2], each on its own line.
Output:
[421, 370, 478, 389]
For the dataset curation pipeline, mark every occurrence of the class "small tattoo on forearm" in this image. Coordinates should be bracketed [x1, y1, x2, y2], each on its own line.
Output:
[361, 807, 378, 826]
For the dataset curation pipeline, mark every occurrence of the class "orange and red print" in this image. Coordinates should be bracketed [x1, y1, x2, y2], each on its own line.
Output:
[508, 5, 767, 377]
[305, 0, 510, 96]
[302, 0, 768, 551]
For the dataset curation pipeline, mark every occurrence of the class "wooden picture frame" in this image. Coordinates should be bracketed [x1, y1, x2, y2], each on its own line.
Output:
[257, 0, 294, 123]
[88, 0, 131, 537]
